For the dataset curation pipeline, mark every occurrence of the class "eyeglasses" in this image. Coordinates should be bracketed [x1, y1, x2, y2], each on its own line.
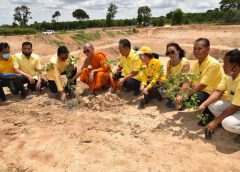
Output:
[166, 51, 176, 56]
[83, 49, 90, 54]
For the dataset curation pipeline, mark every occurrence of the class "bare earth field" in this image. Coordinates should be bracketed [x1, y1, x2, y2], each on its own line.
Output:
[0, 25, 240, 172]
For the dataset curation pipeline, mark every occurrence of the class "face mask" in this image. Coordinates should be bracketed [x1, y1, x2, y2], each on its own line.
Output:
[23, 52, 32, 57]
[2, 53, 10, 60]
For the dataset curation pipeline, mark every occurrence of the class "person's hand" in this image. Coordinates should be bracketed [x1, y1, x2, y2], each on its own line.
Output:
[118, 78, 125, 87]
[175, 94, 183, 105]
[28, 75, 35, 84]
[60, 92, 67, 102]
[142, 87, 149, 95]
[36, 80, 42, 90]
[140, 84, 145, 92]
[206, 119, 219, 132]
[198, 104, 206, 113]
[89, 71, 94, 82]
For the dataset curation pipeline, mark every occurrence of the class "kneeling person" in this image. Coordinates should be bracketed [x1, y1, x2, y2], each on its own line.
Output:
[72, 43, 110, 94]
[46, 46, 77, 101]
[138, 46, 166, 109]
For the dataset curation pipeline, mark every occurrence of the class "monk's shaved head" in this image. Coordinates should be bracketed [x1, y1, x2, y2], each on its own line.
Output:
[83, 43, 94, 57]
[84, 43, 94, 50]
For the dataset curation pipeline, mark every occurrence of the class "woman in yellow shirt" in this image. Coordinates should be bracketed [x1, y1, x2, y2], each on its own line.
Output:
[138, 46, 165, 109]
[165, 43, 190, 108]
[166, 43, 190, 78]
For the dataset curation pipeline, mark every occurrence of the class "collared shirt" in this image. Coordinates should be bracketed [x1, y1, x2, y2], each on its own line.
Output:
[190, 55, 223, 94]
[167, 57, 189, 75]
[0, 55, 15, 74]
[45, 54, 69, 92]
[217, 74, 240, 106]
[141, 58, 166, 89]
[119, 49, 142, 81]
[13, 53, 42, 79]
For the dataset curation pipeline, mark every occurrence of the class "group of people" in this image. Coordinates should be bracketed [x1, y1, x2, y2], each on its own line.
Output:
[0, 38, 239, 143]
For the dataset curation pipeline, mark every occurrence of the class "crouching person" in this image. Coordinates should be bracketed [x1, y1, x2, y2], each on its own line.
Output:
[138, 46, 166, 109]
[13, 42, 47, 95]
[0, 42, 26, 102]
[71, 43, 110, 94]
[46, 46, 77, 101]
[198, 49, 240, 143]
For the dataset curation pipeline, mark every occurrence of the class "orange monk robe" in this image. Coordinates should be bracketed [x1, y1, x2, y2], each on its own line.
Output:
[80, 52, 110, 92]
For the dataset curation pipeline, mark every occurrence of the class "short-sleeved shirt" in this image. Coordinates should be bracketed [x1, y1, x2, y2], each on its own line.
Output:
[13, 53, 42, 79]
[0, 55, 15, 74]
[119, 49, 142, 81]
[217, 74, 240, 106]
[141, 58, 166, 89]
[167, 57, 189, 75]
[190, 55, 223, 94]
[45, 54, 69, 92]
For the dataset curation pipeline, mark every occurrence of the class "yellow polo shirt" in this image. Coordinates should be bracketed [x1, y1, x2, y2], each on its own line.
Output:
[217, 74, 240, 106]
[190, 55, 223, 94]
[13, 53, 42, 79]
[0, 55, 15, 74]
[167, 58, 189, 75]
[119, 49, 142, 81]
[45, 54, 69, 92]
[141, 58, 166, 89]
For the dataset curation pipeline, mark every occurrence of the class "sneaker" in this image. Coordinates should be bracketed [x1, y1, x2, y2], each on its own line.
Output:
[166, 102, 176, 108]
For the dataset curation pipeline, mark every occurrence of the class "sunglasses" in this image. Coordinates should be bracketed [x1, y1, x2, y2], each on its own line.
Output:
[83, 49, 90, 54]
[166, 51, 176, 56]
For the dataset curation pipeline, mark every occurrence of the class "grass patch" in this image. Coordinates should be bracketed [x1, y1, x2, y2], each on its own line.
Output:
[124, 27, 139, 35]
[53, 39, 65, 46]
[72, 31, 101, 45]
[105, 31, 116, 37]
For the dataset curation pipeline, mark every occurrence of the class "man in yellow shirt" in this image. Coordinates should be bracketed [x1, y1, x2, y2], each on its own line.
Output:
[176, 38, 224, 126]
[198, 49, 240, 143]
[138, 46, 165, 109]
[0, 42, 26, 101]
[46, 46, 77, 101]
[13, 42, 47, 93]
[110, 39, 142, 95]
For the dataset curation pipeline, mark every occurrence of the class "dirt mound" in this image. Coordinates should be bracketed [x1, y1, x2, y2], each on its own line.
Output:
[65, 92, 125, 112]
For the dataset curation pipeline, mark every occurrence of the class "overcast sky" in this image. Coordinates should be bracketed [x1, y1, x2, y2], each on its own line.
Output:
[1, 0, 221, 25]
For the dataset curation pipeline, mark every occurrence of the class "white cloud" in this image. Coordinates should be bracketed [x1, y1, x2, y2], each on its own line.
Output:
[0, 0, 221, 25]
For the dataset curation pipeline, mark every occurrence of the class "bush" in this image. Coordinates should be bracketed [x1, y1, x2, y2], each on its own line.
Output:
[0, 28, 38, 36]
[152, 16, 166, 26]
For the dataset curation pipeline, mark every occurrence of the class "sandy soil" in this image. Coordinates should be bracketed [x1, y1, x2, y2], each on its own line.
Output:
[0, 24, 240, 172]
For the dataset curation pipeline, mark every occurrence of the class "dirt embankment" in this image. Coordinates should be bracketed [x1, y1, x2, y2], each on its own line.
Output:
[0, 25, 240, 172]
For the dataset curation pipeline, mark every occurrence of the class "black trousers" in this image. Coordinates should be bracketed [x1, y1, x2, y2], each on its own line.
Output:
[192, 91, 213, 116]
[18, 75, 47, 91]
[114, 71, 141, 93]
[143, 84, 163, 102]
[0, 78, 16, 100]
[48, 68, 77, 93]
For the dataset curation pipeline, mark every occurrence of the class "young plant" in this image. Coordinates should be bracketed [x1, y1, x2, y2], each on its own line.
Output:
[65, 56, 79, 98]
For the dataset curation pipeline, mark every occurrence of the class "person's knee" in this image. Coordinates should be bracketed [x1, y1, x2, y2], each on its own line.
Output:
[80, 68, 90, 80]
[222, 117, 240, 134]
